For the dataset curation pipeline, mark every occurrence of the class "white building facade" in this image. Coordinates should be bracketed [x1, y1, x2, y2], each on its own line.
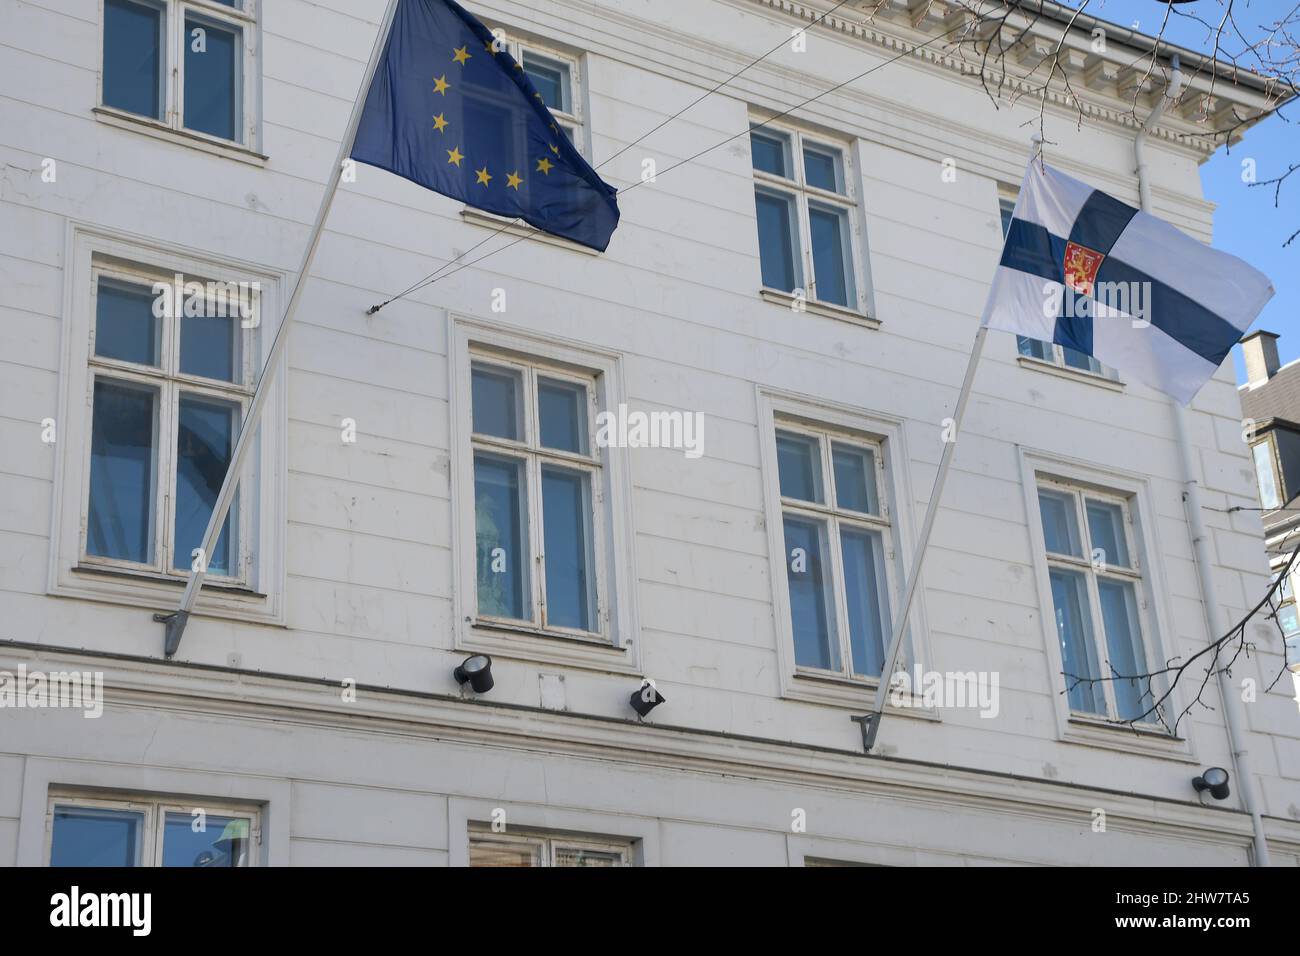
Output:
[2, 0, 1299, 866]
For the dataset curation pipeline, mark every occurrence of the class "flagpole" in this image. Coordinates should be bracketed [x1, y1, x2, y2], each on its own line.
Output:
[856, 134, 1043, 753]
[156, 0, 400, 656]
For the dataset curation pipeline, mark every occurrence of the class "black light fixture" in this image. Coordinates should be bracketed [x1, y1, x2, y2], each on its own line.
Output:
[630, 679, 665, 718]
[454, 654, 494, 694]
[1193, 767, 1231, 800]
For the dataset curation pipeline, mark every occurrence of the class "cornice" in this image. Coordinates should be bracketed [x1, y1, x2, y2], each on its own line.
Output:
[744, 0, 1286, 155]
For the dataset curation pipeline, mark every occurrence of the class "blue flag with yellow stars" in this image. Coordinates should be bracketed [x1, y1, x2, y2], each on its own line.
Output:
[351, 0, 621, 252]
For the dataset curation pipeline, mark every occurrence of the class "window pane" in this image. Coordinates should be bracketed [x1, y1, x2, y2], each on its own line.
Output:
[184, 17, 239, 141]
[181, 310, 239, 382]
[50, 806, 144, 867]
[832, 443, 877, 513]
[1098, 579, 1150, 721]
[87, 380, 157, 564]
[750, 130, 787, 176]
[775, 431, 822, 502]
[95, 279, 160, 366]
[469, 839, 543, 867]
[538, 378, 588, 454]
[474, 454, 529, 620]
[174, 395, 238, 574]
[999, 197, 1016, 236]
[162, 812, 250, 867]
[471, 365, 524, 440]
[809, 204, 851, 307]
[755, 190, 798, 292]
[783, 515, 839, 671]
[842, 527, 889, 676]
[1062, 346, 1100, 373]
[541, 466, 596, 632]
[554, 845, 625, 866]
[103, 0, 162, 119]
[1038, 489, 1081, 557]
[1085, 499, 1130, 568]
[803, 146, 840, 192]
[522, 54, 568, 112]
[1049, 568, 1105, 714]
[1254, 442, 1280, 510]
[1017, 336, 1051, 361]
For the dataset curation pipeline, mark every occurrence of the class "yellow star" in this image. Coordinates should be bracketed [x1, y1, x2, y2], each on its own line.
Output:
[432, 113, 449, 133]
[475, 166, 492, 186]
[506, 171, 523, 190]
[452, 46, 471, 65]
[432, 75, 450, 95]
[535, 157, 554, 175]
[550, 144, 559, 155]
[446, 146, 464, 166]
[534, 92, 543, 101]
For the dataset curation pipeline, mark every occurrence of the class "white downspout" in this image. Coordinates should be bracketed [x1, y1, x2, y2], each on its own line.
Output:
[1135, 54, 1271, 866]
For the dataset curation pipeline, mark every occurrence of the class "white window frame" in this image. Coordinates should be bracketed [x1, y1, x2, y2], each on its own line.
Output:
[49, 223, 287, 625]
[757, 389, 932, 711]
[468, 355, 606, 638]
[96, 0, 262, 157]
[1020, 450, 1195, 759]
[1252, 435, 1282, 511]
[80, 259, 255, 584]
[45, 790, 261, 867]
[750, 120, 868, 318]
[449, 315, 641, 673]
[467, 824, 631, 867]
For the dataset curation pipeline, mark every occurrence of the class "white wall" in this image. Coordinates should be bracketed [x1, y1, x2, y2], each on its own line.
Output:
[1, 0, 1297, 864]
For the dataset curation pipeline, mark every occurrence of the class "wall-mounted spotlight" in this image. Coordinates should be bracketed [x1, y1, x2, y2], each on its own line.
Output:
[630, 679, 665, 718]
[1193, 767, 1231, 801]
[454, 654, 494, 694]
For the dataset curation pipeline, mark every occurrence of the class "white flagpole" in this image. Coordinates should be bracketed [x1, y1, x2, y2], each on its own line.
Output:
[157, 0, 400, 656]
[856, 135, 1043, 753]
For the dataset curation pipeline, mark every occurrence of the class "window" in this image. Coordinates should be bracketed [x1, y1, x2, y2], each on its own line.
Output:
[485, 33, 586, 156]
[101, 0, 257, 147]
[999, 193, 1119, 380]
[469, 355, 603, 636]
[48, 792, 259, 867]
[468, 826, 630, 867]
[1253, 438, 1281, 510]
[750, 124, 860, 310]
[775, 423, 894, 679]
[82, 260, 254, 582]
[1036, 481, 1156, 722]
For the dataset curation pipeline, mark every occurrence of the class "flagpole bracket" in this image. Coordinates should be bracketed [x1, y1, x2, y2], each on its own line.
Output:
[850, 714, 881, 755]
[153, 609, 191, 658]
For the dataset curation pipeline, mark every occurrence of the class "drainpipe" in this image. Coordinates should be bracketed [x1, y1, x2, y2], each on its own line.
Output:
[1135, 54, 1271, 866]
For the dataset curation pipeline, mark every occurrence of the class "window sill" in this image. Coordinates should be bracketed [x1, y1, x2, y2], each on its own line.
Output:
[459, 208, 600, 257]
[1062, 714, 1195, 762]
[1016, 355, 1124, 392]
[783, 670, 940, 719]
[93, 106, 267, 167]
[758, 288, 879, 329]
[460, 618, 639, 675]
[51, 563, 281, 627]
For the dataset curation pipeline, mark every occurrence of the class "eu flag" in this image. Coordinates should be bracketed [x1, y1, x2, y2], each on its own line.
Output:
[351, 0, 621, 252]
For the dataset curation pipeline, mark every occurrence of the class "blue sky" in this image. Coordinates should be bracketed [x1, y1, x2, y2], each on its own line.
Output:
[1075, 0, 1297, 380]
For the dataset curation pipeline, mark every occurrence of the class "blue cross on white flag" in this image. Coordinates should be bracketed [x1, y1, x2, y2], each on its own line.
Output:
[981, 160, 1274, 404]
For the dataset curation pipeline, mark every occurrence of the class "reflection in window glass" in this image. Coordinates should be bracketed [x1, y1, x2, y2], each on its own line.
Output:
[1050, 568, 1104, 714]
[103, 0, 162, 120]
[808, 205, 850, 307]
[1254, 441, 1280, 510]
[162, 813, 250, 867]
[784, 516, 838, 671]
[173, 395, 238, 573]
[537, 378, 587, 454]
[755, 190, 798, 292]
[776, 431, 821, 503]
[474, 454, 528, 620]
[541, 466, 595, 631]
[96, 280, 160, 366]
[842, 527, 888, 676]
[472, 365, 523, 441]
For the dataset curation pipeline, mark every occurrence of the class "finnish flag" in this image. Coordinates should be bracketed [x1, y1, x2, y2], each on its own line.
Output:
[981, 160, 1274, 404]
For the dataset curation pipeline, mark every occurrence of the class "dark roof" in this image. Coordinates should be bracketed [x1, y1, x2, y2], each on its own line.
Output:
[1239, 364, 1300, 424]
